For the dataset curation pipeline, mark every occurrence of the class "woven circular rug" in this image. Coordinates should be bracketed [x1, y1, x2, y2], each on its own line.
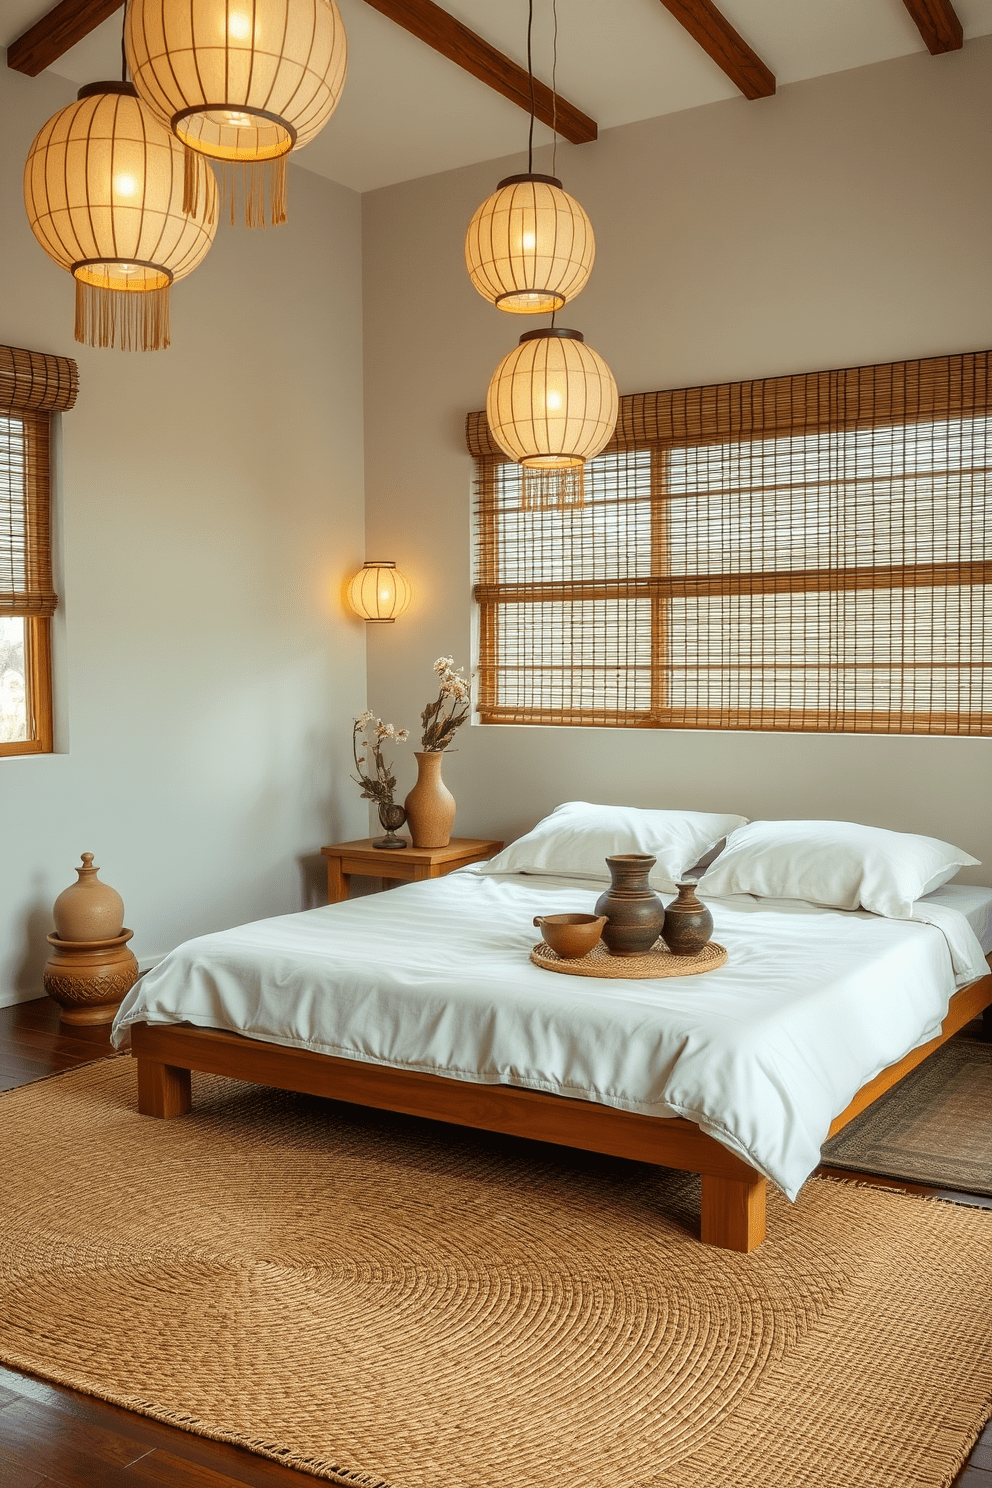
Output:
[1, 1059, 990, 1488]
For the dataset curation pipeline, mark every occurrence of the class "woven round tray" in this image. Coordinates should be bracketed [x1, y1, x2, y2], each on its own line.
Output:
[530, 938, 727, 979]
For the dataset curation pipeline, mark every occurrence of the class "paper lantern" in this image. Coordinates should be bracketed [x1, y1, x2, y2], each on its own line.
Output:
[486, 329, 618, 505]
[465, 173, 595, 313]
[347, 562, 412, 623]
[126, 0, 348, 227]
[24, 83, 217, 351]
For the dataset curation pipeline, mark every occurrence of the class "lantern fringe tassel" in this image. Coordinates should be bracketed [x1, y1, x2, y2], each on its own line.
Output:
[184, 146, 287, 228]
[74, 281, 171, 352]
[521, 466, 585, 510]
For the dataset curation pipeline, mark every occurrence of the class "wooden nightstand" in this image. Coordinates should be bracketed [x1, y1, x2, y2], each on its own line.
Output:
[320, 837, 504, 904]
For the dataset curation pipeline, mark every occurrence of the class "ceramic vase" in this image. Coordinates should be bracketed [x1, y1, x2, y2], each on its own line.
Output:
[660, 881, 714, 957]
[404, 751, 455, 848]
[53, 853, 124, 942]
[594, 854, 666, 957]
[46, 854, 138, 1024]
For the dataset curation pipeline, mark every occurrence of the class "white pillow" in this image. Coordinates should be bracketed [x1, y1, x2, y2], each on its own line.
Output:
[477, 802, 749, 893]
[697, 819, 980, 919]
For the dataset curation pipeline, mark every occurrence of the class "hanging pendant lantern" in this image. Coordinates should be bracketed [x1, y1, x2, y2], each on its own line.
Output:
[125, 0, 348, 228]
[24, 82, 217, 351]
[465, 173, 595, 313]
[486, 328, 618, 507]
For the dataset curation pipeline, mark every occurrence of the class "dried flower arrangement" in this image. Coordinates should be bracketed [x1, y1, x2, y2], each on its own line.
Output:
[352, 711, 410, 810]
[419, 657, 472, 753]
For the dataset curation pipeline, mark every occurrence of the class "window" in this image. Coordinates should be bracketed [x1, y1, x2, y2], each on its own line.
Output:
[0, 344, 77, 758]
[471, 352, 990, 736]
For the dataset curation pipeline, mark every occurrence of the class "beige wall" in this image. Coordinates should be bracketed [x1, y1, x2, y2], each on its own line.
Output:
[0, 63, 369, 1005]
[362, 42, 992, 874]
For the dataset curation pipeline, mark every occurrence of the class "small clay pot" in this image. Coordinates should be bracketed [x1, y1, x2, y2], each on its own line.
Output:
[533, 913, 607, 960]
[595, 854, 666, 957]
[660, 882, 714, 958]
[53, 853, 125, 942]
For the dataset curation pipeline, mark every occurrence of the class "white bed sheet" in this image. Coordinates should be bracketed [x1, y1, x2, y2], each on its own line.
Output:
[112, 874, 991, 1202]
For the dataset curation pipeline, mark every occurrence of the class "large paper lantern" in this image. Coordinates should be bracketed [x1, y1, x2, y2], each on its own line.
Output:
[24, 82, 217, 351]
[126, 0, 348, 227]
[465, 173, 595, 314]
[486, 328, 618, 505]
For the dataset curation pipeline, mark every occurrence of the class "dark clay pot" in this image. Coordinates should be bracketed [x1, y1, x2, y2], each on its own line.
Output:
[660, 882, 714, 958]
[595, 855, 666, 957]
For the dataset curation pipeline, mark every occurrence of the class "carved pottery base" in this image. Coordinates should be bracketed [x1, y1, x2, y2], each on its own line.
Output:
[44, 930, 139, 1025]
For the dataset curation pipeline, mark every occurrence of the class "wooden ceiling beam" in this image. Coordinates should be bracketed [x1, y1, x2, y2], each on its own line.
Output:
[361, 0, 597, 144]
[656, 0, 775, 100]
[900, 0, 963, 54]
[7, 0, 124, 77]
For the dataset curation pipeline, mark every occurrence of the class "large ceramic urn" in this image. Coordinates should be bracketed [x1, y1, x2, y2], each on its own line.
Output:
[594, 854, 666, 957]
[44, 854, 139, 1024]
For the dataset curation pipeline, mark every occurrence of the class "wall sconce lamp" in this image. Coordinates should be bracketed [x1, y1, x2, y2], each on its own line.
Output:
[346, 560, 412, 623]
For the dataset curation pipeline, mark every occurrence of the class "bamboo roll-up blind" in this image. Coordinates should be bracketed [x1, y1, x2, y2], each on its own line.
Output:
[0, 411, 56, 618]
[471, 351, 991, 735]
[0, 345, 78, 414]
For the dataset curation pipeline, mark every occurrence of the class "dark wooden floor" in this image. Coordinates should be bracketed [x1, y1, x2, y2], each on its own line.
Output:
[1, 996, 990, 1487]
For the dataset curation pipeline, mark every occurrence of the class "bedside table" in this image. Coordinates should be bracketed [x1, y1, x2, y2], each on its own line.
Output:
[320, 837, 504, 904]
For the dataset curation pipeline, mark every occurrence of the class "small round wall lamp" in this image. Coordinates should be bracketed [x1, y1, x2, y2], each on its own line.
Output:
[346, 561, 412, 623]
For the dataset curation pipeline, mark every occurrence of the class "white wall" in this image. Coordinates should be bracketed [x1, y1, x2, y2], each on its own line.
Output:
[361, 42, 992, 875]
[0, 63, 370, 1005]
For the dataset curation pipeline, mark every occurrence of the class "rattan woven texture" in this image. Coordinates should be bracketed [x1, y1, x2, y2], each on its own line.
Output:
[1, 1059, 990, 1488]
[530, 937, 727, 978]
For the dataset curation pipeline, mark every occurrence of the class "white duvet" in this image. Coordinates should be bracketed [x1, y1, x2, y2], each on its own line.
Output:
[112, 872, 990, 1201]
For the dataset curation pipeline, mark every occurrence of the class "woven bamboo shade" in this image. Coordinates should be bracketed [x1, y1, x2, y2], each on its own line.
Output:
[1, 409, 55, 620]
[486, 328, 619, 507]
[471, 351, 991, 737]
[125, 0, 347, 227]
[465, 174, 595, 314]
[24, 83, 217, 352]
[347, 561, 412, 623]
[0, 345, 77, 415]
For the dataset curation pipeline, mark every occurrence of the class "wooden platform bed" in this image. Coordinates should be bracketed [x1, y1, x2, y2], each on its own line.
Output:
[131, 959, 992, 1255]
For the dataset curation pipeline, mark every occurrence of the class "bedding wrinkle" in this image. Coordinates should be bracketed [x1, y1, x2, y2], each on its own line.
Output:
[113, 873, 989, 1203]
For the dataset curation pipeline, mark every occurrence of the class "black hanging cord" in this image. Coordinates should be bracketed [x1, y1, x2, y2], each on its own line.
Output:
[121, 6, 128, 81]
[526, 0, 535, 173]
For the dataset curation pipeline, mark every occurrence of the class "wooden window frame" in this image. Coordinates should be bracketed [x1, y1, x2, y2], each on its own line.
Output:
[470, 352, 991, 738]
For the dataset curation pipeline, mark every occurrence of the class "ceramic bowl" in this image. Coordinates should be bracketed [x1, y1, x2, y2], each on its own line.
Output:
[533, 913, 608, 960]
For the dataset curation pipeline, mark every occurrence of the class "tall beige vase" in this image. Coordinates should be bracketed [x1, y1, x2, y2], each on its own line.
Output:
[404, 751, 456, 848]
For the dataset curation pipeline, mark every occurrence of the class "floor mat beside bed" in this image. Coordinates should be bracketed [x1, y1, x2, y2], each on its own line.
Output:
[1, 1059, 990, 1488]
[821, 1034, 992, 1197]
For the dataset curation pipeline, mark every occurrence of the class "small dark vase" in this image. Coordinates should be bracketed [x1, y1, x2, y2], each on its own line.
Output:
[373, 802, 408, 850]
[660, 882, 714, 958]
[595, 854, 666, 957]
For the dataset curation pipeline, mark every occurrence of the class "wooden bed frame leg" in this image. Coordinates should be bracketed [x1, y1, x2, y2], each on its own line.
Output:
[136, 1057, 192, 1118]
[700, 1173, 767, 1253]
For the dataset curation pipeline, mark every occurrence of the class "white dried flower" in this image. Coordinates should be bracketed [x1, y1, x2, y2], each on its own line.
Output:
[397, 729, 409, 741]
[434, 656, 454, 675]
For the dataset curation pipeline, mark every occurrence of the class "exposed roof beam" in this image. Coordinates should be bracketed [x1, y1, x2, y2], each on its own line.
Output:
[656, 0, 775, 100]
[361, 0, 597, 144]
[7, 0, 124, 77]
[900, 0, 963, 54]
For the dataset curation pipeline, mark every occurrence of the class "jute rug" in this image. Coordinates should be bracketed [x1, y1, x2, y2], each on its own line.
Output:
[822, 1036, 992, 1196]
[1, 1060, 990, 1488]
